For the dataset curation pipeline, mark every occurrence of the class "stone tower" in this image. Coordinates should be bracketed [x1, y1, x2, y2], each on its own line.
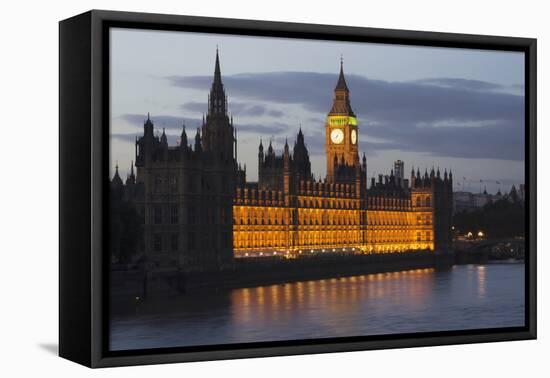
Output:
[326, 59, 359, 182]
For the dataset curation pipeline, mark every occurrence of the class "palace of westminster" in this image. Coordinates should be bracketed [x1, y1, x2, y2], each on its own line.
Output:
[110, 49, 453, 271]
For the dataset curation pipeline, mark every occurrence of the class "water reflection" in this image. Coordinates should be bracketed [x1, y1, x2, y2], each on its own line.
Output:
[477, 265, 486, 299]
[110, 264, 524, 351]
[231, 268, 436, 328]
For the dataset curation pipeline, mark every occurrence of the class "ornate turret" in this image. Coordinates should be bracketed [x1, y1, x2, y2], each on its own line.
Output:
[111, 164, 123, 187]
[180, 123, 187, 147]
[208, 47, 226, 117]
[160, 128, 168, 147]
[194, 128, 202, 152]
[125, 161, 135, 185]
[201, 47, 234, 162]
[144, 112, 154, 137]
[258, 138, 264, 158]
[330, 58, 355, 116]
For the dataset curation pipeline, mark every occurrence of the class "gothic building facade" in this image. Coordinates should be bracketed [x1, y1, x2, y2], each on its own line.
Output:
[111, 50, 453, 272]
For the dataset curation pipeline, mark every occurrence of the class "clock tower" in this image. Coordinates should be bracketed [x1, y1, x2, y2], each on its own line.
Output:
[326, 59, 359, 182]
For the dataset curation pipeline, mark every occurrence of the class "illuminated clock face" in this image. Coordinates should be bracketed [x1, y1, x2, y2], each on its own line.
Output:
[351, 129, 357, 145]
[330, 128, 344, 144]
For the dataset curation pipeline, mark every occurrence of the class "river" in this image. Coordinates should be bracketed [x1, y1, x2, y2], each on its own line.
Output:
[110, 262, 525, 351]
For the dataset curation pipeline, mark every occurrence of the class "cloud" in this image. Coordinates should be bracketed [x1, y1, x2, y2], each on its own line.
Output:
[167, 72, 525, 161]
[181, 101, 284, 118]
[111, 133, 139, 143]
[180, 102, 206, 114]
[121, 114, 199, 130]
[413, 78, 503, 92]
[237, 121, 289, 135]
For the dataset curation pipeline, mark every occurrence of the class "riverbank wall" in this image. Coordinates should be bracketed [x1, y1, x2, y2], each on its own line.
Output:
[111, 250, 455, 302]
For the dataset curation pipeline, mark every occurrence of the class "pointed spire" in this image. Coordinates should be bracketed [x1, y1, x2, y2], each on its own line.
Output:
[112, 163, 123, 186]
[126, 160, 136, 185]
[194, 128, 202, 152]
[259, 137, 264, 151]
[335, 55, 349, 91]
[180, 123, 188, 147]
[160, 127, 167, 146]
[329, 56, 355, 116]
[214, 46, 222, 86]
[208, 47, 226, 116]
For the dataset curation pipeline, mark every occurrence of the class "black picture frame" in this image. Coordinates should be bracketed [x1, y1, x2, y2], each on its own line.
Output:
[59, 9, 537, 368]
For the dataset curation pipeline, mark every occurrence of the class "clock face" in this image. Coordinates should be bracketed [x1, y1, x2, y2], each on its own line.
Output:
[330, 128, 344, 144]
[351, 129, 357, 145]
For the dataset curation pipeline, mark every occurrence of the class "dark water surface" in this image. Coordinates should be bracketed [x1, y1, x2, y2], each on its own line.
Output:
[110, 263, 525, 351]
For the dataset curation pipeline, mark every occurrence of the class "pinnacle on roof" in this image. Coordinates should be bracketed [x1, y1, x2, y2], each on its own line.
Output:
[335, 56, 349, 91]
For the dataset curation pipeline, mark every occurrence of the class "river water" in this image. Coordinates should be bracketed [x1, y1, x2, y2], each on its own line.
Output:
[110, 263, 525, 351]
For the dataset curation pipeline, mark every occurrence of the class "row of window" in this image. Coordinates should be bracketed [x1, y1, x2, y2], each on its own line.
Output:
[368, 197, 410, 208]
[152, 232, 231, 252]
[298, 198, 360, 209]
[414, 196, 431, 207]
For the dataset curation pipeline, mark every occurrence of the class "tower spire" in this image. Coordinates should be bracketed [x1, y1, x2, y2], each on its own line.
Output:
[329, 57, 354, 116]
[208, 46, 227, 117]
[214, 46, 222, 87]
[335, 55, 349, 92]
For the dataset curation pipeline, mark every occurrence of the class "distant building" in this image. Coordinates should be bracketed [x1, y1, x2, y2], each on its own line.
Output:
[394, 160, 405, 188]
[453, 185, 524, 213]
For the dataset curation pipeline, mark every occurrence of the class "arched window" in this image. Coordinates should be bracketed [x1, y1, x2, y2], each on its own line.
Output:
[425, 196, 431, 207]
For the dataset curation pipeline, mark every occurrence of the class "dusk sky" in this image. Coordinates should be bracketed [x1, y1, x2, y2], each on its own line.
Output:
[110, 28, 525, 194]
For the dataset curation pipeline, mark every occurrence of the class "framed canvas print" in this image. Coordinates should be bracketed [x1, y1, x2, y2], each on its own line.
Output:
[59, 10, 536, 368]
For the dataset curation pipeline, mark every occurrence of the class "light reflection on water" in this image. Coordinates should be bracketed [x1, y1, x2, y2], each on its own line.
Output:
[110, 263, 524, 351]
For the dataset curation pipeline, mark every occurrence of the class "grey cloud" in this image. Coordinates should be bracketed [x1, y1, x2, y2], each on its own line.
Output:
[236, 121, 289, 135]
[121, 114, 200, 130]
[413, 78, 503, 92]
[268, 110, 284, 118]
[181, 101, 284, 118]
[180, 102, 206, 114]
